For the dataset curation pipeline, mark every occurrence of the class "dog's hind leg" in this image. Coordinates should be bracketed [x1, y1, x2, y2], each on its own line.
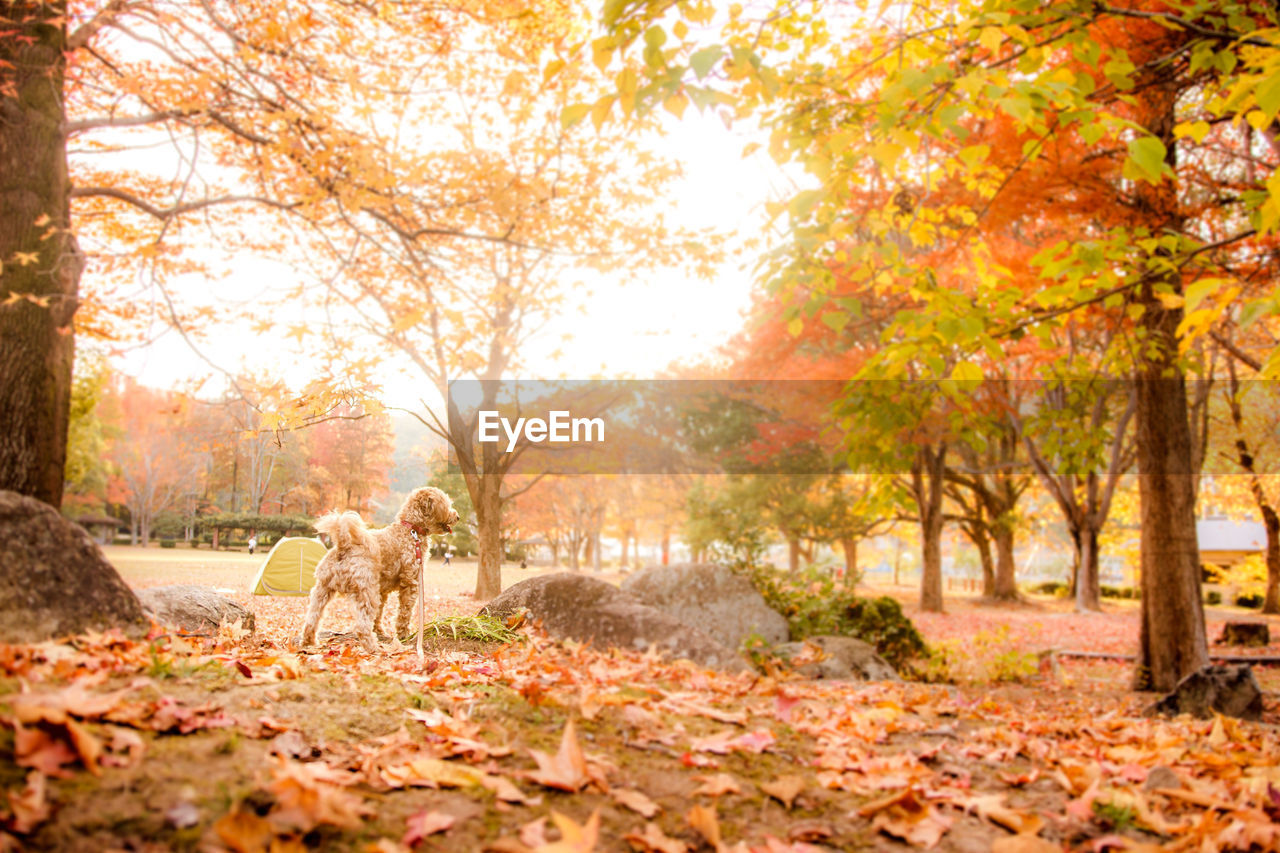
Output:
[300, 581, 333, 647]
[373, 593, 391, 641]
[352, 586, 381, 654]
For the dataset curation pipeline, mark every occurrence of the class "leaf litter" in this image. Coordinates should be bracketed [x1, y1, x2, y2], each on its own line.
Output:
[0, 592, 1278, 851]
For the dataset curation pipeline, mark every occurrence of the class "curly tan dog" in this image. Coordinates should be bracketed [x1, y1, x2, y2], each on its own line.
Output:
[300, 487, 459, 652]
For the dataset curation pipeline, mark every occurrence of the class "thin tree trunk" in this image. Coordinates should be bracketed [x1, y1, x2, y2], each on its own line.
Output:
[1262, 508, 1280, 615]
[1075, 526, 1101, 612]
[787, 537, 800, 573]
[840, 536, 857, 585]
[0, 1, 79, 507]
[473, 472, 503, 600]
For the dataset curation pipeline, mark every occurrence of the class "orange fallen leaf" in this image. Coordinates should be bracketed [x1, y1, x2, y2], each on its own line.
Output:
[536, 809, 600, 853]
[527, 718, 591, 792]
[267, 758, 372, 831]
[858, 789, 951, 848]
[519, 815, 549, 848]
[612, 788, 660, 817]
[692, 773, 742, 797]
[64, 718, 103, 776]
[990, 835, 1060, 853]
[760, 775, 805, 809]
[686, 804, 723, 852]
[402, 810, 456, 846]
[13, 724, 78, 777]
[624, 821, 690, 853]
[214, 807, 273, 853]
[7, 772, 49, 835]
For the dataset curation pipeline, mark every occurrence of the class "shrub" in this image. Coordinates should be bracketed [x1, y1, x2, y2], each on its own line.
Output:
[740, 563, 928, 672]
[1029, 581, 1066, 596]
[1101, 586, 1139, 599]
[159, 539, 176, 549]
[1235, 592, 1264, 609]
[1205, 590, 1222, 606]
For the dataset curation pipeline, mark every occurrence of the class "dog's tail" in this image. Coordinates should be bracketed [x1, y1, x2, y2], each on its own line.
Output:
[314, 510, 372, 558]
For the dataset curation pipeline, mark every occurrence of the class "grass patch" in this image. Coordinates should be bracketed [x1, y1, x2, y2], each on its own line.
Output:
[406, 614, 520, 644]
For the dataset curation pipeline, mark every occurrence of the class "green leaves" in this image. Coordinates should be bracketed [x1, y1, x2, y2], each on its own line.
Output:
[1124, 136, 1170, 184]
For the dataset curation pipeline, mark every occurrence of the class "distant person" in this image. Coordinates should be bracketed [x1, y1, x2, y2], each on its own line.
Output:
[248, 535, 258, 555]
[520, 558, 527, 569]
[443, 548, 453, 567]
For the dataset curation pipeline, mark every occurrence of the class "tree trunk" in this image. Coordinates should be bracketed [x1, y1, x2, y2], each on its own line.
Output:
[0, 2, 79, 508]
[473, 472, 503, 600]
[1075, 524, 1102, 612]
[992, 523, 1018, 600]
[840, 536, 857, 585]
[1262, 506, 1280, 615]
[1130, 76, 1208, 692]
[661, 527, 670, 565]
[787, 537, 800, 573]
[965, 523, 995, 597]
[915, 445, 947, 613]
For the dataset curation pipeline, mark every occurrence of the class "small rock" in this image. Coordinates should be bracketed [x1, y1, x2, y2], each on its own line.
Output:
[137, 585, 255, 636]
[1143, 765, 1182, 792]
[1149, 664, 1264, 721]
[164, 802, 201, 829]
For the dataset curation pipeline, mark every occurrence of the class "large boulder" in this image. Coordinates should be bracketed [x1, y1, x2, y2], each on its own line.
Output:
[137, 585, 256, 635]
[0, 490, 149, 643]
[620, 563, 790, 648]
[774, 635, 901, 682]
[1150, 664, 1264, 721]
[481, 573, 751, 673]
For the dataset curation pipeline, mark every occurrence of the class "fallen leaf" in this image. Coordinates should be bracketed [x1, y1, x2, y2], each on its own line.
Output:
[624, 821, 689, 853]
[692, 773, 742, 797]
[859, 789, 951, 848]
[526, 719, 591, 792]
[382, 757, 487, 789]
[760, 775, 805, 809]
[690, 728, 776, 755]
[267, 758, 372, 831]
[537, 809, 600, 853]
[7, 772, 49, 834]
[64, 718, 103, 776]
[14, 724, 78, 777]
[519, 816, 549, 848]
[213, 807, 273, 853]
[990, 836, 1061, 853]
[686, 804, 723, 852]
[402, 810, 456, 846]
[961, 794, 1043, 835]
[612, 788, 660, 817]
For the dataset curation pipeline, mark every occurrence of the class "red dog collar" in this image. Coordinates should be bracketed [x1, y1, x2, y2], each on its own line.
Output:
[401, 520, 425, 562]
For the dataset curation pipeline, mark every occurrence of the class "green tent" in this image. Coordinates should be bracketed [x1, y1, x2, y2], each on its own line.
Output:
[250, 537, 327, 596]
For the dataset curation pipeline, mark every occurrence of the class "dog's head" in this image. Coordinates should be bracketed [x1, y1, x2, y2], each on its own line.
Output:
[400, 486, 459, 535]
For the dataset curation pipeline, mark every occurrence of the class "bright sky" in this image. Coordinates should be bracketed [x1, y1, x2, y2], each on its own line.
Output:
[111, 111, 791, 410]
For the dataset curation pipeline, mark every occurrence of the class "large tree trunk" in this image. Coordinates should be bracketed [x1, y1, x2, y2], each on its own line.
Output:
[0, 2, 79, 508]
[992, 522, 1018, 600]
[914, 445, 947, 613]
[964, 523, 995, 597]
[1130, 72, 1208, 692]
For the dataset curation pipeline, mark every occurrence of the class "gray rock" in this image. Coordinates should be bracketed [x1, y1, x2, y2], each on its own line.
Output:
[0, 490, 148, 643]
[774, 635, 900, 682]
[621, 562, 790, 648]
[1150, 664, 1263, 721]
[481, 573, 750, 673]
[137, 584, 255, 635]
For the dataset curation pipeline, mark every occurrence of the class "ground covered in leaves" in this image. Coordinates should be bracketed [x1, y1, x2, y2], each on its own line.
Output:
[3, 555, 1280, 852]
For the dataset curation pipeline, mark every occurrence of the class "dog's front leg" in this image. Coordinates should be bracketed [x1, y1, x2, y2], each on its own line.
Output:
[373, 593, 391, 641]
[395, 576, 420, 641]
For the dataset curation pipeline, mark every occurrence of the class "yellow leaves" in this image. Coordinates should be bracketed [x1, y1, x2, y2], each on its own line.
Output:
[13, 251, 40, 266]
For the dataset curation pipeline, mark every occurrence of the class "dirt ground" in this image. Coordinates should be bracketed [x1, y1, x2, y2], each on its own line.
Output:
[2, 549, 1279, 852]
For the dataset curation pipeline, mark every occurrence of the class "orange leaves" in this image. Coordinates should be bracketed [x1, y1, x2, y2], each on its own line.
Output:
[856, 789, 952, 849]
[525, 718, 606, 793]
[266, 757, 372, 832]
